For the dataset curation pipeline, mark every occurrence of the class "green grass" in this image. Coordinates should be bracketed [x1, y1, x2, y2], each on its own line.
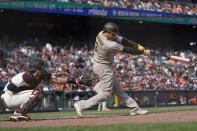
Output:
[1, 106, 197, 130]
[1, 105, 197, 120]
[1, 122, 197, 131]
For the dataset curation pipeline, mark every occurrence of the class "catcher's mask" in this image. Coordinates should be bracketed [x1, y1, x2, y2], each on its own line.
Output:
[29, 58, 45, 71]
[28, 58, 48, 79]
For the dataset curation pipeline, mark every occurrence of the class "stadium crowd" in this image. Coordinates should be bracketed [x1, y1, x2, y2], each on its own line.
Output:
[0, 40, 197, 91]
[54, 0, 197, 15]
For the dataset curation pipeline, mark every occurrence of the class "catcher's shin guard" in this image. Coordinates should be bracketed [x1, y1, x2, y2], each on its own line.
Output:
[18, 88, 44, 115]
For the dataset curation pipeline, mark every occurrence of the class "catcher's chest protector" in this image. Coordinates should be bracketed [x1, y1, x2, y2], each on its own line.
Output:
[7, 72, 42, 93]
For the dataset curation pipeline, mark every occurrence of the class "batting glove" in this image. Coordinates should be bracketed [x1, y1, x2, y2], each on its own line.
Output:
[143, 49, 150, 56]
[137, 44, 145, 51]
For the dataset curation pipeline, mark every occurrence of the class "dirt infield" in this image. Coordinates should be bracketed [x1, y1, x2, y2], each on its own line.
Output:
[1, 110, 197, 128]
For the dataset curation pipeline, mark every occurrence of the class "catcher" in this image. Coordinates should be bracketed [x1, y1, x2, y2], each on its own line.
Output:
[1, 58, 92, 121]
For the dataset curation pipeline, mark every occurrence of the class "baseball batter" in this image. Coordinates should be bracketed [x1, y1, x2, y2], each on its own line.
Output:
[74, 22, 149, 117]
[1, 58, 91, 121]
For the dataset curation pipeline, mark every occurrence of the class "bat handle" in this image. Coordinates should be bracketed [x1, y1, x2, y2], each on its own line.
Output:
[151, 51, 167, 57]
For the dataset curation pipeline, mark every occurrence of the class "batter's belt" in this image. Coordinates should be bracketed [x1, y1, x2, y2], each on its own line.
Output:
[93, 58, 112, 65]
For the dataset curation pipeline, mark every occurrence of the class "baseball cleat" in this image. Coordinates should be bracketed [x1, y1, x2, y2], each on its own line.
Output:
[130, 108, 148, 116]
[10, 113, 31, 121]
[74, 103, 83, 118]
[103, 108, 111, 111]
[10, 116, 17, 122]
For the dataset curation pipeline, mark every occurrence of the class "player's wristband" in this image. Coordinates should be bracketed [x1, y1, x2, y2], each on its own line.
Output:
[143, 49, 150, 55]
[117, 36, 123, 43]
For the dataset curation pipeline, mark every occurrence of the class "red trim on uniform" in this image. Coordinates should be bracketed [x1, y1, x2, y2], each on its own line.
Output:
[35, 75, 40, 80]
[32, 95, 36, 100]
[33, 89, 43, 93]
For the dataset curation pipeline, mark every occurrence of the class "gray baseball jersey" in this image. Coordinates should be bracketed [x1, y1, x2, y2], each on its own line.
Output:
[93, 31, 124, 64]
[75, 31, 139, 112]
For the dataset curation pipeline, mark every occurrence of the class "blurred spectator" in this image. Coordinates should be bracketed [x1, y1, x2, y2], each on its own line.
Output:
[179, 95, 186, 104]
[1, 35, 197, 91]
[56, 0, 197, 15]
[188, 97, 197, 104]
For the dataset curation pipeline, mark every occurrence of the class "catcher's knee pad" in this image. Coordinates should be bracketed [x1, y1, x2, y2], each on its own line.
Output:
[19, 89, 44, 114]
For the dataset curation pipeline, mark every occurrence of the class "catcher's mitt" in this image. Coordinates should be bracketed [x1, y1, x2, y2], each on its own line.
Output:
[74, 70, 92, 86]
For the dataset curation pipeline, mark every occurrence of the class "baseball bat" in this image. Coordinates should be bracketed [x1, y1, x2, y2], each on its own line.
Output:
[151, 52, 190, 62]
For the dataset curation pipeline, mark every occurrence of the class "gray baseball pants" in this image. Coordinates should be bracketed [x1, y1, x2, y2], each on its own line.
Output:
[76, 61, 139, 111]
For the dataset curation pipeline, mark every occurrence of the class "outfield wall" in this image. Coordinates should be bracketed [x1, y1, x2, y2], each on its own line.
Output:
[1, 88, 197, 113]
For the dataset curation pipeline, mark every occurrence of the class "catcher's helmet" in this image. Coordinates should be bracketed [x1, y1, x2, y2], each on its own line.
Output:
[29, 58, 46, 72]
[103, 22, 119, 35]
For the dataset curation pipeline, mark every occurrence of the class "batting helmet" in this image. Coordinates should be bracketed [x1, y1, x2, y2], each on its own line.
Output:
[103, 22, 119, 35]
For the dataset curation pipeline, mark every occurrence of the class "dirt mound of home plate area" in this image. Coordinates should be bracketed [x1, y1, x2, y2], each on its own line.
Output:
[1, 110, 197, 128]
